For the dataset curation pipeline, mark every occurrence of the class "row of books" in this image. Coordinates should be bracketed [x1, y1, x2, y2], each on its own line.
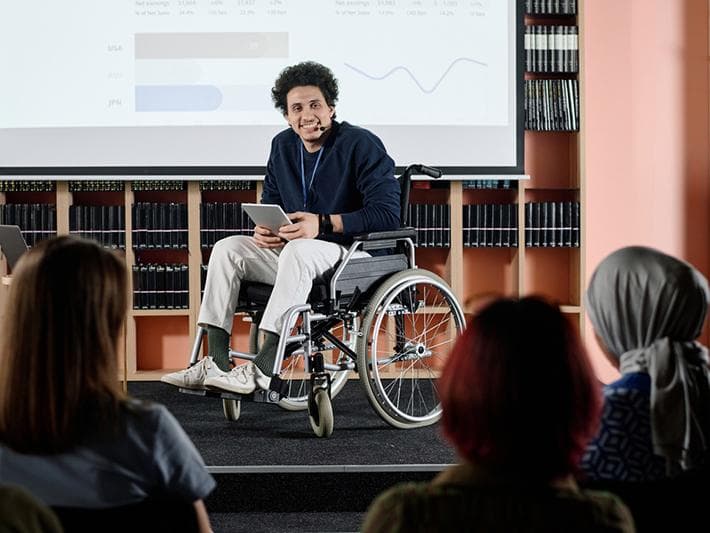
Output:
[0, 180, 518, 193]
[200, 180, 255, 191]
[0, 181, 55, 192]
[69, 181, 124, 192]
[525, 202, 580, 247]
[2, 202, 581, 251]
[69, 205, 125, 249]
[132, 202, 188, 249]
[0, 180, 259, 193]
[0, 204, 56, 247]
[525, 0, 577, 15]
[525, 25, 579, 73]
[463, 204, 519, 248]
[461, 180, 516, 190]
[200, 202, 255, 248]
[409, 204, 450, 248]
[131, 263, 189, 309]
[132, 181, 185, 192]
[525, 79, 579, 131]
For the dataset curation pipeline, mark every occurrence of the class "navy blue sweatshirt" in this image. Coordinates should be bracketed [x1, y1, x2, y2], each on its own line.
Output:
[261, 121, 400, 249]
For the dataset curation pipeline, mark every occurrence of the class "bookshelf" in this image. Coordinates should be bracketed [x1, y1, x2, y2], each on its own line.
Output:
[522, 0, 584, 332]
[0, 171, 582, 380]
[0, 2, 585, 379]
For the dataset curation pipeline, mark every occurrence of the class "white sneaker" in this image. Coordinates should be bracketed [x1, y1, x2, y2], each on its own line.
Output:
[160, 357, 227, 389]
[204, 363, 271, 395]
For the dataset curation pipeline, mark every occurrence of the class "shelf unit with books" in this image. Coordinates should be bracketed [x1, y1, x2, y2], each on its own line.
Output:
[459, 181, 521, 313]
[0, 172, 580, 381]
[522, 0, 584, 331]
[1, 0, 586, 375]
[0, 180, 59, 247]
[124, 181, 192, 379]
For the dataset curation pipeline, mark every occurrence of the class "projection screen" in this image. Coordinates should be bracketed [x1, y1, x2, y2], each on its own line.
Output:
[0, 0, 523, 176]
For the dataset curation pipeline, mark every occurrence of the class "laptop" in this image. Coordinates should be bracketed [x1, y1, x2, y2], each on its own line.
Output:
[0, 225, 29, 270]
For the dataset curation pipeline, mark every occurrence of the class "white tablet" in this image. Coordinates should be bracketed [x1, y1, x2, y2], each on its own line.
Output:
[241, 203, 292, 234]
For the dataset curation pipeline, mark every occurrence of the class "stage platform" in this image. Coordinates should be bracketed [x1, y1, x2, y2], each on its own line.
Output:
[129, 381, 457, 532]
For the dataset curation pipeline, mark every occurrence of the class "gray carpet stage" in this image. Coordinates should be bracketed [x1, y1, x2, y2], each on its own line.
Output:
[129, 381, 457, 532]
[128, 380, 457, 467]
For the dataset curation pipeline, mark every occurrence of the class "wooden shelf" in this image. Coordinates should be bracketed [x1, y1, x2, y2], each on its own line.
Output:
[131, 309, 190, 317]
[559, 305, 582, 314]
[127, 369, 179, 381]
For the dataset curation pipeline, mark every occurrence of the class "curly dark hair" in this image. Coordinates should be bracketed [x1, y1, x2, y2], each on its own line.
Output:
[271, 61, 339, 115]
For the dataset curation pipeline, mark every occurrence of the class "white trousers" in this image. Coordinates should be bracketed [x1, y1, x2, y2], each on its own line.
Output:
[198, 236, 370, 334]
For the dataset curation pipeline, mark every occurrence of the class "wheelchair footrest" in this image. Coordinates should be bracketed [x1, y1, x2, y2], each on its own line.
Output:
[178, 387, 247, 401]
[175, 376, 286, 405]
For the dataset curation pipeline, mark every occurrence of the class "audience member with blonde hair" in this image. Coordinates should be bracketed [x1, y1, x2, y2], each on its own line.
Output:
[363, 296, 634, 532]
[0, 236, 214, 531]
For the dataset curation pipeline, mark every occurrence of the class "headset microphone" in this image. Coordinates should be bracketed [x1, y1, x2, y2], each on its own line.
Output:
[319, 125, 328, 131]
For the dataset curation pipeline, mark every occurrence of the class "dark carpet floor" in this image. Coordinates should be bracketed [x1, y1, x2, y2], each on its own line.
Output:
[209, 512, 364, 533]
[128, 381, 455, 532]
[128, 381, 457, 467]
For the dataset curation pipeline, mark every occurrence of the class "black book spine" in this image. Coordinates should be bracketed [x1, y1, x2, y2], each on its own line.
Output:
[69, 205, 77, 233]
[180, 204, 188, 248]
[474, 204, 482, 248]
[166, 264, 175, 309]
[531, 203, 541, 247]
[483, 204, 493, 247]
[118, 207, 125, 249]
[444, 204, 450, 248]
[156, 264, 166, 309]
[181, 265, 189, 308]
[572, 202, 580, 247]
[555, 202, 564, 247]
[463, 205, 470, 247]
[434, 204, 443, 248]
[149, 203, 157, 249]
[563, 201, 572, 247]
[147, 264, 157, 309]
[501, 203, 510, 248]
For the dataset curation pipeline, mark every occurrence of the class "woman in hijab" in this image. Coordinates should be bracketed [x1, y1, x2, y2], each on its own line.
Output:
[581, 246, 710, 482]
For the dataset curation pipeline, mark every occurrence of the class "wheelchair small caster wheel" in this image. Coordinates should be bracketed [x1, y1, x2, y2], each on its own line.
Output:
[222, 399, 240, 421]
[268, 390, 280, 403]
[308, 389, 334, 438]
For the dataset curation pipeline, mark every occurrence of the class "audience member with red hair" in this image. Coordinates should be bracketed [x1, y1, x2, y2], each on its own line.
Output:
[362, 296, 634, 532]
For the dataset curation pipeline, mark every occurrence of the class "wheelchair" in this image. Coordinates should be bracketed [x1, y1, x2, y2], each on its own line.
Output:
[180, 164, 466, 437]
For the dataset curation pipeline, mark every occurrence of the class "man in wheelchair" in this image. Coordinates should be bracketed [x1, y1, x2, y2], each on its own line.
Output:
[162, 61, 400, 395]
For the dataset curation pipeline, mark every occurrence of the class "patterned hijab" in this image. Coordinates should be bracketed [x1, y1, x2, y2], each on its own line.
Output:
[585, 246, 710, 474]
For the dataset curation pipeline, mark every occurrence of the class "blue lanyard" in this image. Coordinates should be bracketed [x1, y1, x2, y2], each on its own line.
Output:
[299, 144, 323, 209]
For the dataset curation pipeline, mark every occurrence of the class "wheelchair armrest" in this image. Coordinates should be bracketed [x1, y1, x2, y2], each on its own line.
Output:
[353, 227, 417, 252]
[353, 227, 417, 242]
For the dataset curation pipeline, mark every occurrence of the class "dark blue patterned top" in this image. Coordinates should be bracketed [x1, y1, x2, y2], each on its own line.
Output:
[581, 372, 666, 482]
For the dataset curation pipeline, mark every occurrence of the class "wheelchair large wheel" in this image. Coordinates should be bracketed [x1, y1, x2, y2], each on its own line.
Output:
[248, 321, 354, 411]
[357, 269, 465, 428]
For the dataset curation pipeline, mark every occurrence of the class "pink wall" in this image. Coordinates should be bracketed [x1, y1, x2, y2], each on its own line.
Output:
[583, 0, 710, 381]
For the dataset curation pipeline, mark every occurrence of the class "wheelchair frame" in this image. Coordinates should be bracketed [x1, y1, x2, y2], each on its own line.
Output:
[179, 165, 466, 437]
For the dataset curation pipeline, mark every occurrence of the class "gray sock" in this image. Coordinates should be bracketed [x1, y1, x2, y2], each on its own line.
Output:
[253, 331, 280, 376]
[207, 326, 231, 372]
